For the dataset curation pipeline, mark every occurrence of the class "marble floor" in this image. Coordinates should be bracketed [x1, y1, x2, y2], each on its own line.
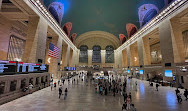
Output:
[0, 76, 188, 111]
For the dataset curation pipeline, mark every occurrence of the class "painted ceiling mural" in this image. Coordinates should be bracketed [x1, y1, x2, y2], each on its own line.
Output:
[43, 0, 174, 40]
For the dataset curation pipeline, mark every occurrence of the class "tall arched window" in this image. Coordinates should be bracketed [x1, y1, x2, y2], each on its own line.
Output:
[105, 46, 114, 63]
[92, 45, 101, 63]
[49, 6, 59, 23]
[142, 9, 158, 26]
[79, 45, 88, 63]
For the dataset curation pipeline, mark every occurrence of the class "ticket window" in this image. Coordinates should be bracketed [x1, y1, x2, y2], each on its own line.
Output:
[10, 80, 17, 92]
[0, 82, 5, 94]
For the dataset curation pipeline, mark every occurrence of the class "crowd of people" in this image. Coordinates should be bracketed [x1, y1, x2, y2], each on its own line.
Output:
[48, 73, 188, 111]
[94, 76, 137, 111]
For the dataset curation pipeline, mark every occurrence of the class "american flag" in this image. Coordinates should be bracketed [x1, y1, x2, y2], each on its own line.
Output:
[48, 43, 60, 59]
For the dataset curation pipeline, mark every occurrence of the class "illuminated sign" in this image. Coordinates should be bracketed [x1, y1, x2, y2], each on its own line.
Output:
[165, 70, 173, 77]
[140, 70, 143, 74]
[127, 70, 130, 73]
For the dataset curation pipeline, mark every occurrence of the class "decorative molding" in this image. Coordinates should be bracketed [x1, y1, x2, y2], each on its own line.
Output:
[116, 0, 188, 53]
[10, 26, 27, 37]
[75, 31, 120, 49]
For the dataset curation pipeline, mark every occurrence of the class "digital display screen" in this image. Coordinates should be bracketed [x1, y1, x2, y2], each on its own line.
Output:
[140, 70, 143, 74]
[173, 76, 176, 81]
[165, 70, 173, 77]
[0, 61, 49, 74]
[127, 70, 130, 73]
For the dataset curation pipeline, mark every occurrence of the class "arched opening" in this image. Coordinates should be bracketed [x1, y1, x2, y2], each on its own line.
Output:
[49, 7, 59, 23]
[142, 9, 158, 26]
[92, 45, 101, 63]
[79, 45, 88, 63]
[183, 30, 188, 60]
[122, 37, 126, 44]
[105, 45, 114, 63]
[130, 27, 137, 37]
[63, 25, 69, 36]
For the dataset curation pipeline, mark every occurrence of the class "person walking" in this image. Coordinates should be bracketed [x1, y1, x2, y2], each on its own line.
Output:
[64, 88, 68, 100]
[59, 85, 63, 99]
[123, 92, 128, 102]
[113, 87, 116, 97]
[128, 92, 132, 102]
[126, 96, 131, 110]
[156, 83, 159, 91]
[54, 82, 57, 90]
[184, 89, 188, 101]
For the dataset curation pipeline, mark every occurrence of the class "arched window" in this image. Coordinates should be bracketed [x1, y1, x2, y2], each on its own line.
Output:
[79, 45, 88, 63]
[142, 9, 158, 26]
[49, 7, 60, 23]
[105, 46, 114, 63]
[63, 25, 69, 36]
[92, 45, 101, 63]
[182, 30, 188, 59]
[122, 37, 126, 44]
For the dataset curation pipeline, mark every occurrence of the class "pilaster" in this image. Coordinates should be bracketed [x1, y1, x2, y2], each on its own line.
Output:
[23, 16, 48, 63]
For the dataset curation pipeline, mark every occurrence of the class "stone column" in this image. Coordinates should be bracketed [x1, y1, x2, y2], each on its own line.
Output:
[137, 38, 144, 66]
[61, 44, 68, 69]
[142, 37, 151, 65]
[72, 50, 79, 67]
[0, 16, 12, 60]
[114, 50, 118, 68]
[57, 37, 63, 69]
[159, 19, 175, 82]
[159, 20, 174, 66]
[122, 49, 127, 67]
[4, 81, 10, 93]
[66, 46, 70, 67]
[88, 50, 92, 66]
[47, 36, 62, 79]
[101, 50, 105, 67]
[118, 51, 123, 68]
[0, 0, 2, 10]
[23, 16, 48, 63]
[170, 18, 185, 63]
[126, 46, 131, 67]
[32, 77, 36, 87]
[16, 79, 21, 90]
[69, 49, 73, 67]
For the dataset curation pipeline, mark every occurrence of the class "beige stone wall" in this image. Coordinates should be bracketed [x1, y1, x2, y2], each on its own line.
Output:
[0, 15, 27, 60]
[122, 49, 127, 67]
[23, 16, 48, 63]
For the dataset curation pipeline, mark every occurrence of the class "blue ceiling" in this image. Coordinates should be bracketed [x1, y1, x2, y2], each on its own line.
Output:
[43, 0, 174, 39]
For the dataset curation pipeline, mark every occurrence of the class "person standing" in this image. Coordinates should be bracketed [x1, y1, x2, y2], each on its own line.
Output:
[58, 79, 60, 86]
[64, 88, 68, 100]
[50, 82, 53, 91]
[59, 85, 63, 99]
[175, 88, 180, 97]
[28, 83, 33, 94]
[184, 89, 188, 101]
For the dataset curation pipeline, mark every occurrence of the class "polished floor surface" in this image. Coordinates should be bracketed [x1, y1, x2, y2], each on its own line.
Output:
[0, 76, 188, 111]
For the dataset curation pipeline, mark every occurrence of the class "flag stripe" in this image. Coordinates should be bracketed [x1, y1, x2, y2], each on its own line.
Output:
[48, 43, 60, 59]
